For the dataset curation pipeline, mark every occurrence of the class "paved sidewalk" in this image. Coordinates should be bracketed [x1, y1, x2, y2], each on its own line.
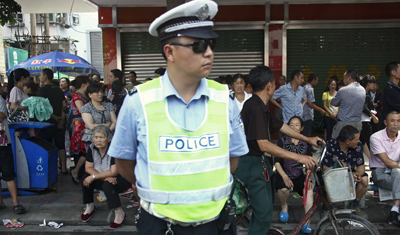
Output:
[1, 152, 400, 234]
[0, 170, 398, 234]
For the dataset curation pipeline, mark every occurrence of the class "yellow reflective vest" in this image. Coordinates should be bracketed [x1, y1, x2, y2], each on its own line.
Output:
[136, 77, 232, 222]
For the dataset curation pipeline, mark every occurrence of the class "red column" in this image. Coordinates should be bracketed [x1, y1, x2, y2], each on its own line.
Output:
[269, 24, 283, 140]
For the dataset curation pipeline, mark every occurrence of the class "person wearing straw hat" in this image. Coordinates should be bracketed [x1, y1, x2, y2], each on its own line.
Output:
[108, 1, 248, 234]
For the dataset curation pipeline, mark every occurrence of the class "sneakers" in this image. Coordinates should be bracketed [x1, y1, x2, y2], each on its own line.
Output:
[388, 211, 400, 225]
[353, 206, 368, 220]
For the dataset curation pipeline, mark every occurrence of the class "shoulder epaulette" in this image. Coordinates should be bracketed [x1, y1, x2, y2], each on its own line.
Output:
[229, 90, 235, 100]
[128, 86, 137, 96]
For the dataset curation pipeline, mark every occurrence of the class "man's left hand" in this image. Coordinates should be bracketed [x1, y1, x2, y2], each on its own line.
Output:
[307, 136, 325, 147]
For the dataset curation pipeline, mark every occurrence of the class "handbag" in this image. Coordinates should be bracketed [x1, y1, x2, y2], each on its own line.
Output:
[7, 102, 29, 123]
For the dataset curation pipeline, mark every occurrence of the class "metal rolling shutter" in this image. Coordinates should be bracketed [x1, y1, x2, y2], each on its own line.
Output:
[121, 32, 165, 81]
[121, 30, 264, 81]
[89, 32, 104, 78]
[287, 28, 400, 124]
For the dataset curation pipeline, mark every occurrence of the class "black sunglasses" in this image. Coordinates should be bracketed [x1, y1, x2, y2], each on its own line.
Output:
[170, 39, 216, 54]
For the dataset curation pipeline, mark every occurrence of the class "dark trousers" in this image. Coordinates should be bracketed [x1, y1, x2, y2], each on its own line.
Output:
[40, 126, 65, 150]
[360, 121, 372, 148]
[138, 207, 236, 235]
[303, 120, 313, 137]
[234, 156, 275, 235]
[0, 145, 16, 181]
[82, 173, 131, 209]
[323, 116, 336, 140]
[371, 122, 380, 134]
[72, 153, 86, 180]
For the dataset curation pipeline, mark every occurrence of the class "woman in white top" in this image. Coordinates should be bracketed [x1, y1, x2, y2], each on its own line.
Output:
[8, 68, 30, 112]
[232, 73, 252, 112]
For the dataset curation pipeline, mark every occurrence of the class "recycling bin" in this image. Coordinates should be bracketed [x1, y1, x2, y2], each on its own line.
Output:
[1, 121, 57, 194]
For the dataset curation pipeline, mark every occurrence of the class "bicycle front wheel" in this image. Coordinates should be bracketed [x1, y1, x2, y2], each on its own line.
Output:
[316, 214, 380, 235]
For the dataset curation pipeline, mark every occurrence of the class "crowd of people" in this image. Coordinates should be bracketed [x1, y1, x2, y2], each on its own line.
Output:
[0, 65, 165, 228]
[1, 0, 400, 234]
[219, 65, 399, 233]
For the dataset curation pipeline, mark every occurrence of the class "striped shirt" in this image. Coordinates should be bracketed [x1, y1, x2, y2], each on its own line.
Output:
[331, 82, 365, 121]
[370, 128, 400, 168]
[303, 83, 315, 121]
[273, 83, 306, 123]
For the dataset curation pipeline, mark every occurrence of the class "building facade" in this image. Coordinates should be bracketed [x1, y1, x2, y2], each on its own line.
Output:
[94, 1, 400, 125]
[2, 12, 104, 78]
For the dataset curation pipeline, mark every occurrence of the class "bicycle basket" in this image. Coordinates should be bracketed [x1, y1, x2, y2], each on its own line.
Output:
[322, 167, 356, 203]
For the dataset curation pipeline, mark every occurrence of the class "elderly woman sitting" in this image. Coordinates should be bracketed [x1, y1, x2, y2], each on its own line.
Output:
[80, 125, 131, 229]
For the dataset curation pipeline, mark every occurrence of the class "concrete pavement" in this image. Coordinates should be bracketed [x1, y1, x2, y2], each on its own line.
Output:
[1, 154, 400, 234]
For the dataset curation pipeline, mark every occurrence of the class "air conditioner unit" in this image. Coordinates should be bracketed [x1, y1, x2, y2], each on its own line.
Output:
[50, 43, 69, 53]
[8, 22, 25, 27]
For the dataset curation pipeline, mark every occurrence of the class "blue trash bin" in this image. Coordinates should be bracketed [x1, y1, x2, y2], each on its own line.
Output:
[1, 121, 58, 195]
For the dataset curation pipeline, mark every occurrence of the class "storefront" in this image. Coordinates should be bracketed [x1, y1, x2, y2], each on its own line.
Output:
[94, 1, 400, 126]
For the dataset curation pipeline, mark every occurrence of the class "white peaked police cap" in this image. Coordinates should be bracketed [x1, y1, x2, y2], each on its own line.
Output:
[149, 0, 218, 41]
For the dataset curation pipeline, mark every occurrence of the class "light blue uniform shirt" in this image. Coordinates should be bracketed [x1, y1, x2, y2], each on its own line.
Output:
[108, 73, 248, 189]
[273, 83, 307, 123]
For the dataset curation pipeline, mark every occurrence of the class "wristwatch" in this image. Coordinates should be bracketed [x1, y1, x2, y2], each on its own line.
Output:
[92, 174, 96, 180]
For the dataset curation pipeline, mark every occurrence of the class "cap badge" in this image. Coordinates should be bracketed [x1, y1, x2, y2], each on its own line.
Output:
[196, 4, 209, 21]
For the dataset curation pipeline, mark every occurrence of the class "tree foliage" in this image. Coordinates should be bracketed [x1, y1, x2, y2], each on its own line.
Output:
[0, 0, 22, 26]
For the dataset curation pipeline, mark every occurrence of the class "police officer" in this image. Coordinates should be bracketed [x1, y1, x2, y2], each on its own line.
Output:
[108, 1, 248, 234]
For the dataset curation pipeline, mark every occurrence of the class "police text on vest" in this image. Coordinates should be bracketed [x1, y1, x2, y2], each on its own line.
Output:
[159, 133, 220, 152]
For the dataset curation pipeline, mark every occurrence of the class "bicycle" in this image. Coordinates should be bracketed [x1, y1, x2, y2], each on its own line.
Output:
[234, 141, 380, 235]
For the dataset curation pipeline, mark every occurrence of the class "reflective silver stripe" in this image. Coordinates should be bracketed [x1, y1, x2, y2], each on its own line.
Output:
[149, 155, 229, 176]
[208, 88, 228, 103]
[140, 88, 163, 106]
[137, 175, 233, 205]
[165, 21, 214, 33]
[140, 199, 218, 225]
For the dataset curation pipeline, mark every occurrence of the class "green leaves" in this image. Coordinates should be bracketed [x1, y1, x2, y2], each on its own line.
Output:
[0, 0, 22, 26]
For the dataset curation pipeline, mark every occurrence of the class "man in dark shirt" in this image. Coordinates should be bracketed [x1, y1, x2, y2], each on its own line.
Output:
[322, 125, 368, 219]
[382, 62, 400, 119]
[39, 68, 68, 174]
[234, 65, 320, 235]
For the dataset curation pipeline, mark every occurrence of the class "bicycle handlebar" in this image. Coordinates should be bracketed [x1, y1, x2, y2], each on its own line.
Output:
[290, 141, 325, 169]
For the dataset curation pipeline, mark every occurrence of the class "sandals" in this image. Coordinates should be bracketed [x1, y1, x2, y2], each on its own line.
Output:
[302, 224, 312, 234]
[0, 204, 6, 210]
[279, 212, 289, 222]
[13, 205, 25, 214]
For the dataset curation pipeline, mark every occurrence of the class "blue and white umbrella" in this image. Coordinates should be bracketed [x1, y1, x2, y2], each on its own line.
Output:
[7, 51, 100, 77]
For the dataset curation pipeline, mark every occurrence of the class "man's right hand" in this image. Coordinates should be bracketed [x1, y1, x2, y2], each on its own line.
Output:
[297, 155, 317, 170]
